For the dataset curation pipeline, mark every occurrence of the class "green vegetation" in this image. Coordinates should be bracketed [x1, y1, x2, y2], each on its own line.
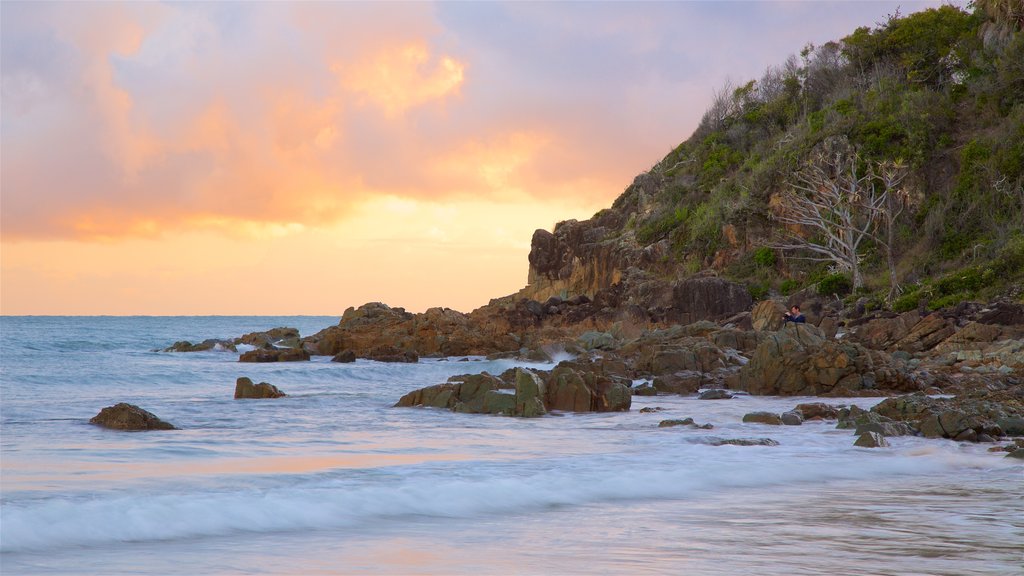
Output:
[623, 4, 1024, 307]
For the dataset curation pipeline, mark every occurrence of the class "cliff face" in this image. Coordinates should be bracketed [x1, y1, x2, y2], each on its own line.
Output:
[517, 5, 1024, 312]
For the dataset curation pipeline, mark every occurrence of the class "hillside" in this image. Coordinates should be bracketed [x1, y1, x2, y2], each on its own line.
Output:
[517, 3, 1023, 316]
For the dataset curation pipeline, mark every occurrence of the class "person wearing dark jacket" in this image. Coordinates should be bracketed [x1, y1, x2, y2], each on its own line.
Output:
[783, 305, 806, 324]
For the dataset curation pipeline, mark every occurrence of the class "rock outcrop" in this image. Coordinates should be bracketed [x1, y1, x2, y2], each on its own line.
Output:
[234, 377, 286, 399]
[90, 403, 176, 431]
[396, 362, 631, 418]
[738, 324, 914, 396]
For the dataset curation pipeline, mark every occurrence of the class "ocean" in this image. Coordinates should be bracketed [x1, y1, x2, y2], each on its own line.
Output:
[1, 316, 1020, 575]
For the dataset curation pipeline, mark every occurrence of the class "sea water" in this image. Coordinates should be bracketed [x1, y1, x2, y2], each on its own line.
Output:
[1, 316, 1021, 575]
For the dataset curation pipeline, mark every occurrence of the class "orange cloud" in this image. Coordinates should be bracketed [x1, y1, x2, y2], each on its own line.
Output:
[342, 43, 465, 116]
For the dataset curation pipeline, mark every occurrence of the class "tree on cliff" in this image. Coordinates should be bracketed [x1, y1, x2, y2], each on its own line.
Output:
[773, 138, 907, 295]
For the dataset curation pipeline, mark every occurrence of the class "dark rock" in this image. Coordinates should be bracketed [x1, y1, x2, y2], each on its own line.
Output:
[331, 350, 357, 363]
[639, 407, 664, 413]
[90, 403, 176, 431]
[794, 402, 840, 420]
[669, 277, 753, 325]
[239, 348, 310, 363]
[659, 418, 695, 428]
[781, 410, 803, 426]
[743, 411, 783, 425]
[234, 377, 286, 399]
[976, 301, 1024, 326]
[702, 437, 779, 447]
[163, 339, 236, 353]
[854, 431, 890, 448]
[698, 389, 733, 400]
[1006, 449, 1024, 459]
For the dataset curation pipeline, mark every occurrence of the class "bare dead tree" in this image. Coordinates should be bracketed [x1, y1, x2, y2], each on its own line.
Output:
[874, 161, 911, 303]
[773, 139, 888, 291]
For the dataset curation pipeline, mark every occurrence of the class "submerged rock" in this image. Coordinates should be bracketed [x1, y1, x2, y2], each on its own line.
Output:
[163, 339, 237, 353]
[365, 345, 418, 363]
[90, 403, 176, 431]
[700, 437, 779, 447]
[659, 418, 695, 428]
[793, 402, 840, 420]
[698, 389, 734, 400]
[780, 410, 803, 426]
[234, 377, 286, 399]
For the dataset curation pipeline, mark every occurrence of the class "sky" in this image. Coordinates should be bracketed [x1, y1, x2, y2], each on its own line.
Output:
[1, 0, 957, 315]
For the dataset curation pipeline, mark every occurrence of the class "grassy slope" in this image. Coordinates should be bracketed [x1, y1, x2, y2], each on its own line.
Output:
[611, 5, 1023, 310]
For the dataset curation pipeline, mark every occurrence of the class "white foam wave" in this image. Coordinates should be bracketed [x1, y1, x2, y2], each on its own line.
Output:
[0, 449, 983, 553]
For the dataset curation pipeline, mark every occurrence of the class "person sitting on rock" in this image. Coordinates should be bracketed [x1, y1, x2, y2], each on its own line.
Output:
[783, 305, 806, 324]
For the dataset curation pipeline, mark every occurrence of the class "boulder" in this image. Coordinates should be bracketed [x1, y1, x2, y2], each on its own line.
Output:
[854, 431, 890, 448]
[239, 348, 310, 363]
[976, 301, 1024, 326]
[743, 411, 783, 425]
[331, 350, 357, 363]
[751, 300, 787, 332]
[794, 402, 840, 420]
[90, 403, 176, 431]
[234, 377, 286, 399]
[669, 277, 753, 325]
[780, 410, 803, 426]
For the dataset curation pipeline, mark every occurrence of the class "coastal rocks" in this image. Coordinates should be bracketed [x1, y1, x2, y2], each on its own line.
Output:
[659, 418, 712, 429]
[852, 311, 921, 350]
[545, 362, 632, 412]
[698, 389, 734, 400]
[869, 388, 1024, 441]
[742, 411, 783, 425]
[238, 327, 300, 349]
[669, 277, 753, 325]
[239, 348, 310, 363]
[699, 437, 779, 447]
[780, 410, 804, 425]
[738, 323, 913, 396]
[331, 350, 357, 363]
[793, 402, 840, 420]
[578, 331, 619, 351]
[303, 302, 521, 359]
[394, 369, 546, 418]
[234, 377, 286, 399]
[892, 313, 955, 353]
[396, 362, 631, 417]
[365, 345, 418, 363]
[653, 371, 705, 395]
[90, 403, 176, 431]
[854, 431, 890, 448]
[163, 339, 236, 353]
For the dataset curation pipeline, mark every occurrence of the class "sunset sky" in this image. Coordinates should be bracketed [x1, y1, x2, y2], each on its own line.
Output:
[1, 1, 955, 315]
